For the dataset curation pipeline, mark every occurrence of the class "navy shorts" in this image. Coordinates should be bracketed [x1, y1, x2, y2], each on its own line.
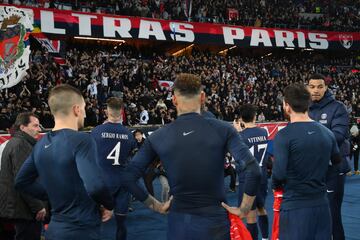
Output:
[167, 206, 230, 240]
[238, 180, 268, 210]
[45, 221, 101, 240]
[112, 187, 130, 215]
[279, 204, 331, 240]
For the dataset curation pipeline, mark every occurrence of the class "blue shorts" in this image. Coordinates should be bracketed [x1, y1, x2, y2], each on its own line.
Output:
[238, 180, 267, 210]
[279, 204, 331, 240]
[112, 187, 130, 215]
[45, 221, 101, 240]
[167, 206, 230, 240]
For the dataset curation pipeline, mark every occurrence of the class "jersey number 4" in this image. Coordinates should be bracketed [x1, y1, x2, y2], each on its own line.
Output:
[249, 144, 267, 166]
[107, 142, 121, 165]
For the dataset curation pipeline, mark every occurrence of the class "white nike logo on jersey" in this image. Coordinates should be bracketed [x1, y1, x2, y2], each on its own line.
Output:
[307, 131, 315, 135]
[183, 131, 194, 136]
[44, 144, 52, 149]
[327, 190, 334, 193]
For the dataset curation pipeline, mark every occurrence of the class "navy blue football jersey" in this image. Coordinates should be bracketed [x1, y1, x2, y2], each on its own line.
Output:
[240, 127, 268, 182]
[91, 122, 137, 189]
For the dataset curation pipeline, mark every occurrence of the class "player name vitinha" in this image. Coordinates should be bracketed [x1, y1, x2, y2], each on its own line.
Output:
[247, 136, 267, 143]
[101, 132, 129, 140]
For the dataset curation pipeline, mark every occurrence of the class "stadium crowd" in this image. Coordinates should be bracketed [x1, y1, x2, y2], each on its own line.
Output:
[3, 0, 360, 32]
[0, 44, 359, 131]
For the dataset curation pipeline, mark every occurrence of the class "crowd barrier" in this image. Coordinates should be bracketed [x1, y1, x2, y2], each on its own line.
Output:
[0, 122, 288, 145]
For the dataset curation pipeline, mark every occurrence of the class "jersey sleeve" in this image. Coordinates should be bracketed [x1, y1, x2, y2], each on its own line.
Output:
[272, 132, 289, 190]
[330, 131, 342, 165]
[227, 126, 261, 196]
[331, 103, 349, 147]
[74, 136, 114, 210]
[120, 138, 157, 201]
[15, 151, 48, 201]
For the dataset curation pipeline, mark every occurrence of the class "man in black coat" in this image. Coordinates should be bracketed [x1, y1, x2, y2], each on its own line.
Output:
[308, 74, 350, 240]
[0, 112, 46, 240]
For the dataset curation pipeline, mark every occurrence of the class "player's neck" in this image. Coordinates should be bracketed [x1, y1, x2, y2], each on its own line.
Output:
[289, 112, 312, 123]
[244, 122, 256, 129]
[52, 118, 79, 131]
[107, 117, 122, 124]
[177, 106, 201, 116]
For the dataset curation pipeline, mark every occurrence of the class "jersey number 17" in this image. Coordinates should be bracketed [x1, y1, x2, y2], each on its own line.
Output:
[249, 143, 267, 167]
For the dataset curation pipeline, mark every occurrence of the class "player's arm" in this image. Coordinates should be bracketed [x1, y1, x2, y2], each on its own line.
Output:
[129, 135, 139, 157]
[121, 139, 171, 214]
[222, 127, 261, 217]
[75, 136, 114, 211]
[331, 104, 349, 147]
[15, 152, 48, 201]
[330, 132, 342, 165]
[271, 133, 289, 190]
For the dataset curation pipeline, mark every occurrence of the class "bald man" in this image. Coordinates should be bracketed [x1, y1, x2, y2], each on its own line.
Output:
[15, 84, 114, 240]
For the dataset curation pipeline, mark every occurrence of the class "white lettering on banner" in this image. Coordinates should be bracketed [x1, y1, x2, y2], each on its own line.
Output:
[250, 29, 272, 47]
[18, 8, 337, 50]
[222, 27, 245, 44]
[71, 13, 97, 36]
[40, 11, 65, 34]
[103, 17, 132, 38]
[169, 22, 195, 42]
[139, 20, 166, 40]
[309, 33, 328, 49]
[296, 31, 306, 48]
[274, 30, 295, 47]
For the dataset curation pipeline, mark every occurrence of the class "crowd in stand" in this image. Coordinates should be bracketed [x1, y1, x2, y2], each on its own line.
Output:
[0, 42, 359, 131]
[3, 0, 360, 32]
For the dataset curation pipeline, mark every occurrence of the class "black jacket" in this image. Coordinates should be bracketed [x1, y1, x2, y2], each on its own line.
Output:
[0, 131, 45, 220]
[309, 90, 351, 174]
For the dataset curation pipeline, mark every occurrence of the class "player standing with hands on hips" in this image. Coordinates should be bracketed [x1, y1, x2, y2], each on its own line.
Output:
[121, 73, 261, 240]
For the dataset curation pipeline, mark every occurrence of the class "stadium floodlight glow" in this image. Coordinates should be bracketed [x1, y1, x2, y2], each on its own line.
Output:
[285, 47, 295, 50]
[218, 45, 237, 54]
[74, 36, 126, 43]
[172, 44, 195, 56]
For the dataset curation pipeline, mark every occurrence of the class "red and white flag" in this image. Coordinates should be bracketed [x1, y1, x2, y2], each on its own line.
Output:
[158, 80, 174, 90]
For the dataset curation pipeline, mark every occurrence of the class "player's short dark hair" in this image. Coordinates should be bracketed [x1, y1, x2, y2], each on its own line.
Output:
[48, 84, 83, 116]
[308, 73, 326, 84]
[133, 129, 143, 137]
[107, 97, 123, 111]
[239, 104, 257, 123]
[14, 112, 39, 131]
[284, 84, 311, 113]
[173, 73, 201, 97]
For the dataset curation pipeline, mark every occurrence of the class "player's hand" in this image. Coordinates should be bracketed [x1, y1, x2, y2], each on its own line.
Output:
[100, 207, 113, 222]
[160, 195, 173, 214]
[221, 202, 246, 218]
[233, 120, 243, 132]
[35, 208, 46, 221]
[144, 195, 173, 214]
[154, 196, 173, 214]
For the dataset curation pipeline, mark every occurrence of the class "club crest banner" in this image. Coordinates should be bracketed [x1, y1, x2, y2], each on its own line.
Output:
[0, 6, 33, 89]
